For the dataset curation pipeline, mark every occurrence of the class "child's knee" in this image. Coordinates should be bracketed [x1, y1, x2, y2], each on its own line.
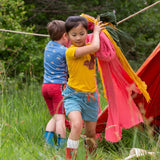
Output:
[72, 121, 83, 132]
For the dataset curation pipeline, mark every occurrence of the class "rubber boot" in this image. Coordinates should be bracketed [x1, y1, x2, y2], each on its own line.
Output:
[57, 134, 66, 149]
[66, 147, 77, 160]
[44, 131, 55, 146]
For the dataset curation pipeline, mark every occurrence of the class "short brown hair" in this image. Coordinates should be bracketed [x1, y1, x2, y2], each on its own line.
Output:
[47, 20, 65, 41]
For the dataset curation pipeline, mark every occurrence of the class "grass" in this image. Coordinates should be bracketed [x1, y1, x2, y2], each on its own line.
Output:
[1, 80, 160, 160]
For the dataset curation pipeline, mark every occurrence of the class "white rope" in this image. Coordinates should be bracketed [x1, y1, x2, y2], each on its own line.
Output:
[0, 1, 159, 36]
[0, 29, 49, 37]
[117, 1, 160, 24]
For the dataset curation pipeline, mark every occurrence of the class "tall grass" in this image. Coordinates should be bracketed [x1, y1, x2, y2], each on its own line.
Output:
[0, 78, 160, 159]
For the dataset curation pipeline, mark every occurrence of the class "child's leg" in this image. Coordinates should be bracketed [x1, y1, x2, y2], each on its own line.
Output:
[54, 114, 66, 148]
[42, 84, 56, 146]
[66, 111, 83, 160]
[84, 121, 97, 158]
[46, 116, 56, 132]
[55, 114, 66, 138]
[68, 111, 83, 140]
[44, 83, 65, 148]
[44, 116, 56, 146]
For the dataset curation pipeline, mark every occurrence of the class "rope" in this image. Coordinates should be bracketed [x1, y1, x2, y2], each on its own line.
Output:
[0, 29, 49, 37]
[0, 1, 159, 36]
[117, 1, 160, 24]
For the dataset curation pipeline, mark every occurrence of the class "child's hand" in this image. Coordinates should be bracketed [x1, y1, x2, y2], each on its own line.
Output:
[93, 19, 105, 34]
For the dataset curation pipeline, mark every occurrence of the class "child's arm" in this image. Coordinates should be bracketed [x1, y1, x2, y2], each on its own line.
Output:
[74, 20, 105, 57]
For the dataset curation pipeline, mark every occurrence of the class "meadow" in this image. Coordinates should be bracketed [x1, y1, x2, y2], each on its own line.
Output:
[1, 79, 160, 160]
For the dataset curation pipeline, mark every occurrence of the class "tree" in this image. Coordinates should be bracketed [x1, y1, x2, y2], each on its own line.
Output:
[23, 0, 160, 70]
[109, 0, 160, 69]
[0, 0, 159, 84]
[0, 0, 47, 83]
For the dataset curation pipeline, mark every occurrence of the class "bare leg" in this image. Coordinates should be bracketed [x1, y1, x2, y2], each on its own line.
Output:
[55, 114, 66, 138]
[68, 111, 83, 140]
[84, 121, 97, 156]
[66, 111, 82, 160]
[44, 116, 56, 146]
[46, 116, 56, 132]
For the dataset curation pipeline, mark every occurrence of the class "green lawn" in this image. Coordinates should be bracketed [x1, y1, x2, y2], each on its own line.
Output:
[0, 82, 160, 160]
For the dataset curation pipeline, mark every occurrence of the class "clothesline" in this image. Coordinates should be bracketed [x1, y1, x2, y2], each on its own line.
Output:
[117, 1, 160, 24]
[0, 1, 159, 37]
[0, 29, 49, 37]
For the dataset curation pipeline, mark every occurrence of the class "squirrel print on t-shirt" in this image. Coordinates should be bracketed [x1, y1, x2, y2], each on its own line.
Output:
[84, 54, 95, 70]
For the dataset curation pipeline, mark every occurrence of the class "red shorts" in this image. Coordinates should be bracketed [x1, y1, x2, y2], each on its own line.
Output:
[42, 83, 64, 115]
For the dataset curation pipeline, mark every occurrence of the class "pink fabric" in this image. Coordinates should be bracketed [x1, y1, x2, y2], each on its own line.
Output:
[86, 31, 143, 142]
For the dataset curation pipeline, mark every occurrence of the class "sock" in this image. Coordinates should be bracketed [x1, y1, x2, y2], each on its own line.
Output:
[57, 134, 66, 148]
[67, 138, 79, 149]
[44, 131, 54, 146]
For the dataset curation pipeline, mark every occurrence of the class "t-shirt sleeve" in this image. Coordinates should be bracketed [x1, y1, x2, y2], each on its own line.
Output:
[66, 46, 78, 59]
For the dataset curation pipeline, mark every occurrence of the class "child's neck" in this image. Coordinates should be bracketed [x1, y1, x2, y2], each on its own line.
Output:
[54, 40, 64, 46]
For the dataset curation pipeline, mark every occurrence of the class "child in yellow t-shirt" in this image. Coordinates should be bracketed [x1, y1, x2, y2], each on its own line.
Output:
[62, 16, 105, 159]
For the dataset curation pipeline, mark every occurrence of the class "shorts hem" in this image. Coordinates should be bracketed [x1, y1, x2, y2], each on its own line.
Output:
[65, 109, 81, 116]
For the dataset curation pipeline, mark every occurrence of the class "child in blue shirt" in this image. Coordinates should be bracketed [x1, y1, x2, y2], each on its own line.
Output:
[42, 20, 69, 149]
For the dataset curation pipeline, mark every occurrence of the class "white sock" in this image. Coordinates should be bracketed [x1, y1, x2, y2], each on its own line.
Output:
[67, 138, 79, 149]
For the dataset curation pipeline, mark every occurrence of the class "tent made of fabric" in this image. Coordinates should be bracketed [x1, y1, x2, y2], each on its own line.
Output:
[134, 43, 160, 126]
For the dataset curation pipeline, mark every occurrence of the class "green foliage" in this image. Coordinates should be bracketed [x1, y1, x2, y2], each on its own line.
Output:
[111, 0, 160, 70]
[0, 0, 159, 83]
[0, 0, 48, 83]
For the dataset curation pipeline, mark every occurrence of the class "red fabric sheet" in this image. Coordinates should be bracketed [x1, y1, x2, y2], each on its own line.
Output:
[134, 43, 160, 125]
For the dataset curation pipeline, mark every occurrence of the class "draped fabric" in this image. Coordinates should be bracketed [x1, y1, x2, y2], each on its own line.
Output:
[134, 43, 160, 125]
[82, 13, 150, 142]
[86, 32, 143, 142]
[81, 13, 150, 103]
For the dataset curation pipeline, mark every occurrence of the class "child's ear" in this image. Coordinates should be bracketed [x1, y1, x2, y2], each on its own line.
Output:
[64, 33, 70, 41]
[63, 32, 67, 39]
[63, 32, 67, 37]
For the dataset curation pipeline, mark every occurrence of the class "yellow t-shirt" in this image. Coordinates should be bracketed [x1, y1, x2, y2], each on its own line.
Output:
[66, 45, 96, 92]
